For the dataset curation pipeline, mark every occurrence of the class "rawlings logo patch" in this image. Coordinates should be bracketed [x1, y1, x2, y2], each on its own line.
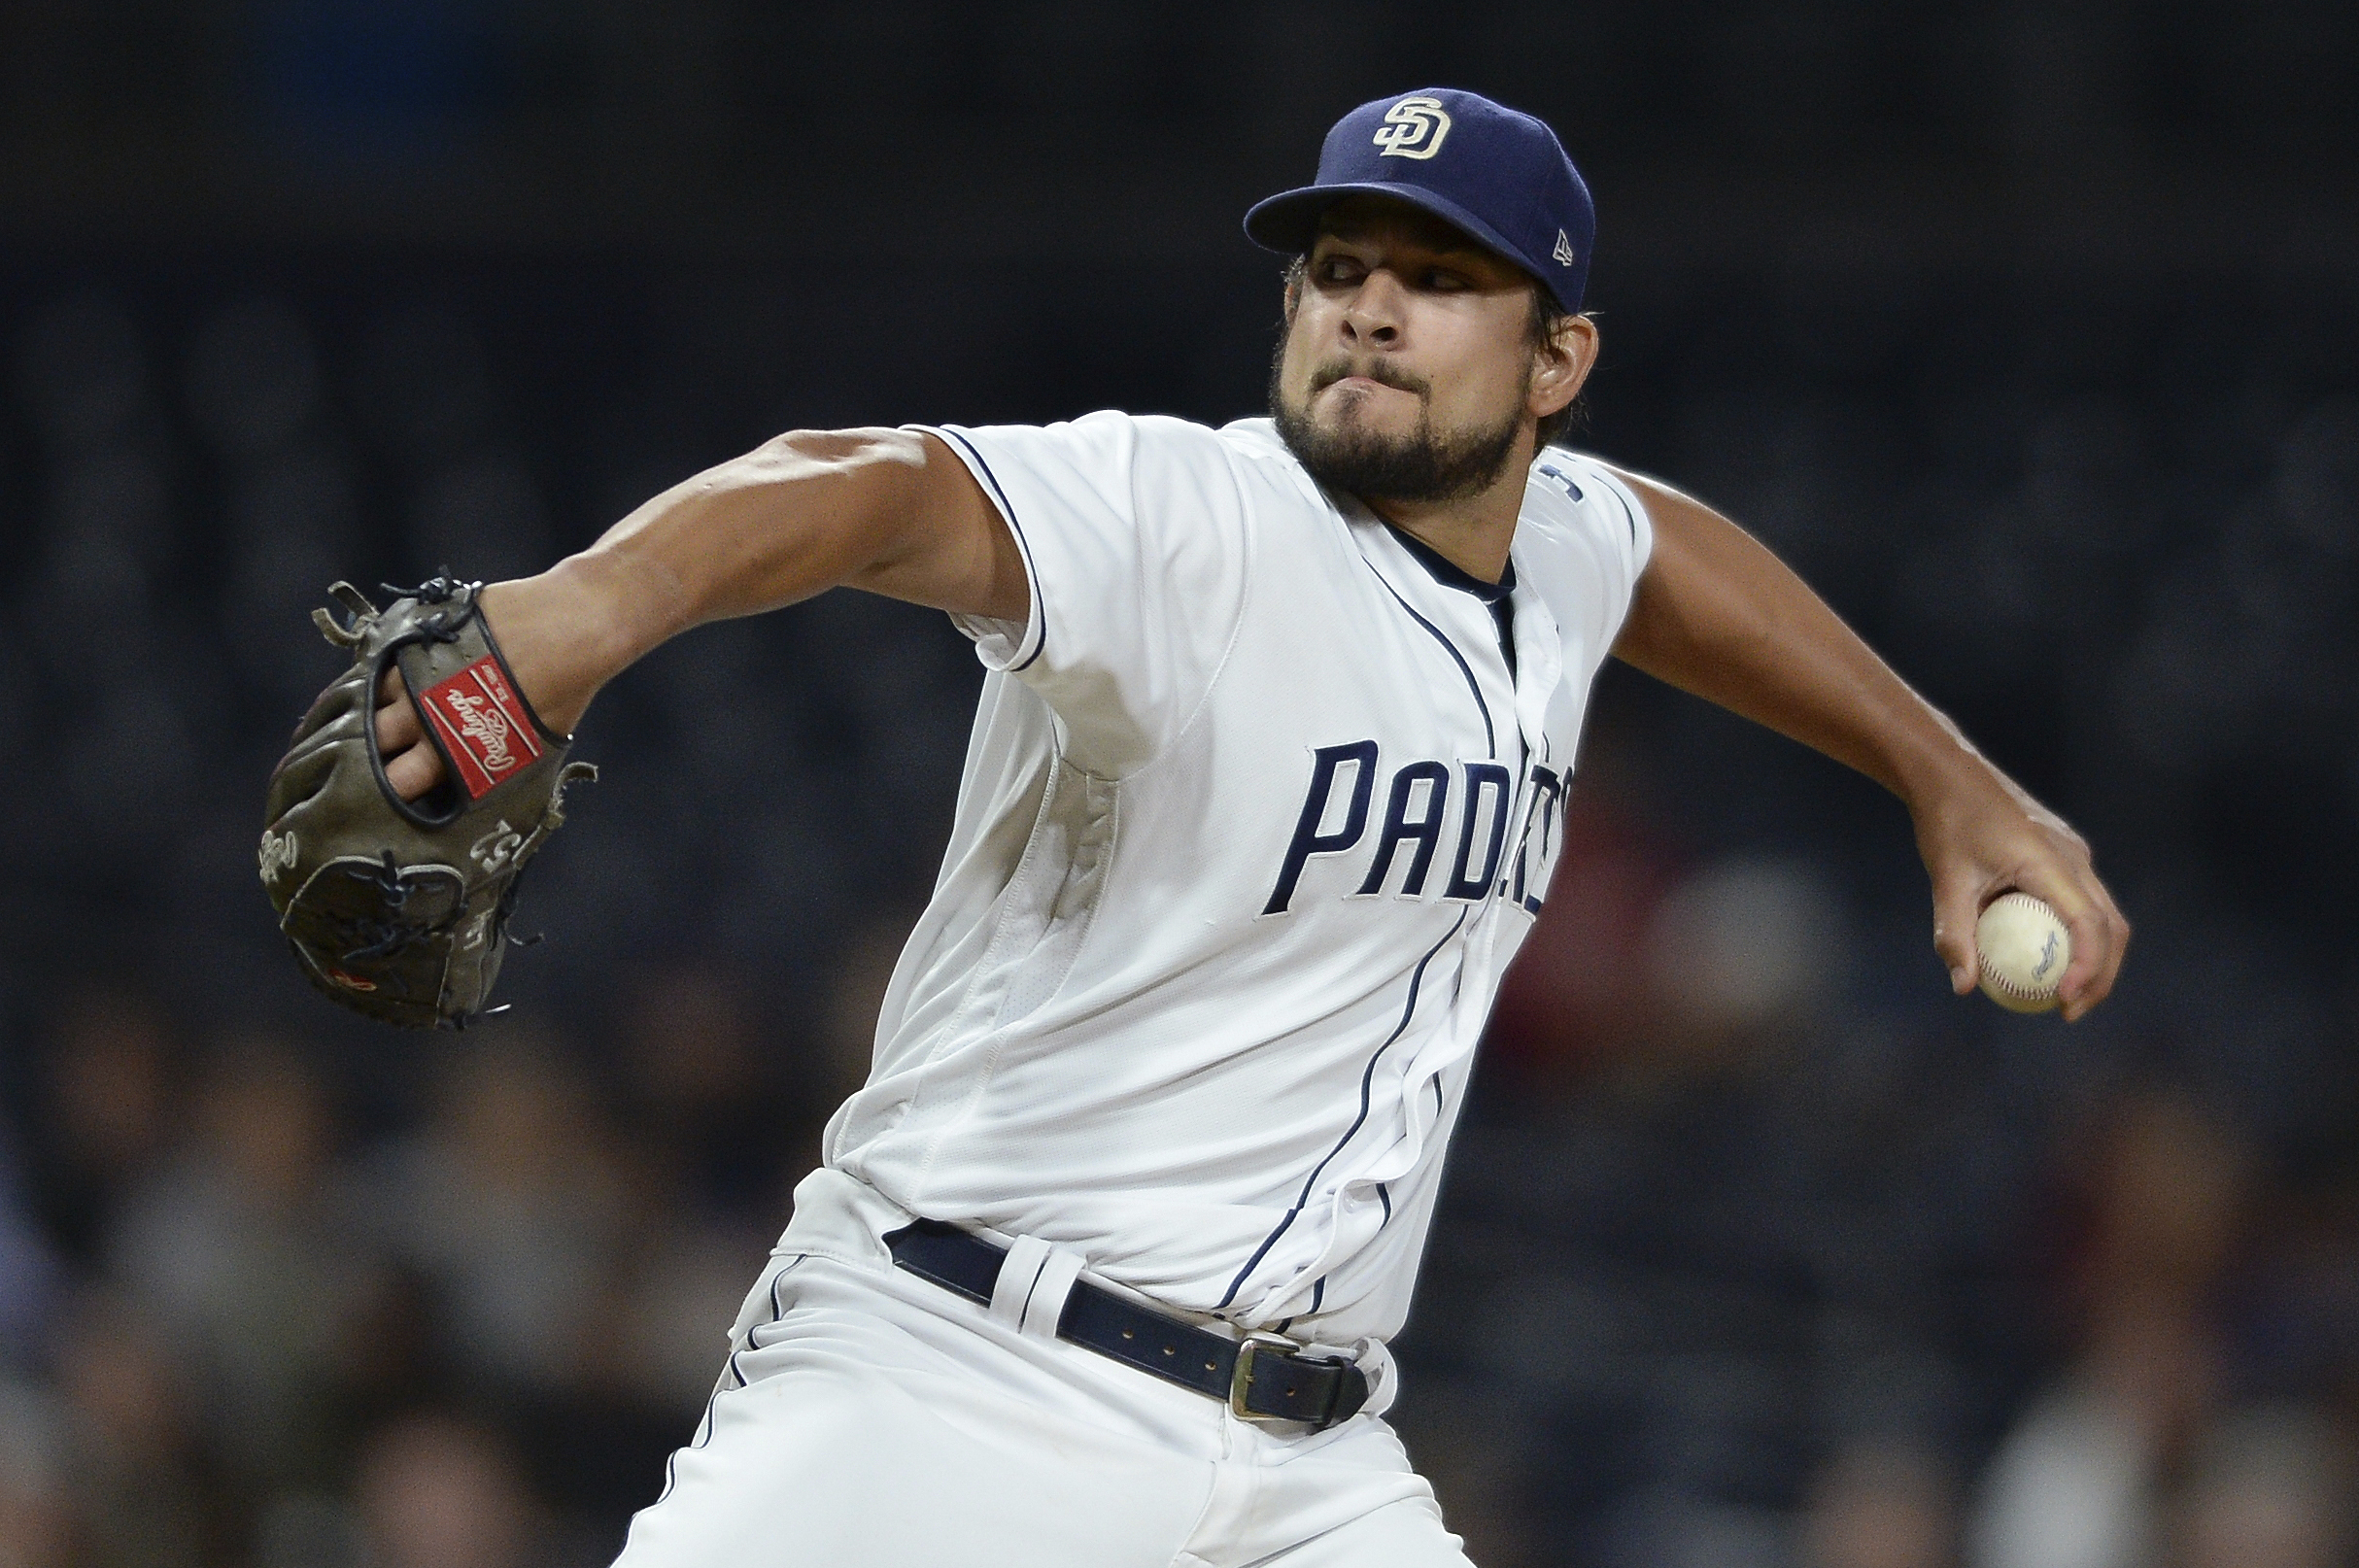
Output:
[419, 656, 544, 800]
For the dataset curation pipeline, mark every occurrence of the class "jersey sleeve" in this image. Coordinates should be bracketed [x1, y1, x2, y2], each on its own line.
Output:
[1589, 461, 1654, 641]
[913, 412, 1254, 777]
[1525, 447, 1657, 662]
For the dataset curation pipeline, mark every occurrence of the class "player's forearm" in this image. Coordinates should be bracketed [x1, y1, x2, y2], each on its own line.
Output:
[1608, 469, 1991, 811]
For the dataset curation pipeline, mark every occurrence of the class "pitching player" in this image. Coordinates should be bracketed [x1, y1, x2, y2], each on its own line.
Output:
[365, 88, 2126, 1565]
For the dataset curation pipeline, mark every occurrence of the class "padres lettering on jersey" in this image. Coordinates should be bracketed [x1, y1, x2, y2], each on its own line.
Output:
[817, 413, 1650, 1348]
[1262, 746, 1564, 916]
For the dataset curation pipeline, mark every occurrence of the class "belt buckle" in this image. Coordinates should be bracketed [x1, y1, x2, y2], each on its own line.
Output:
[1228, 1334, 1301, 1423]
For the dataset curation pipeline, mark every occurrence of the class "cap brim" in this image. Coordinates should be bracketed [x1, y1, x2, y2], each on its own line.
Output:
[1243, 181, 1534, 282]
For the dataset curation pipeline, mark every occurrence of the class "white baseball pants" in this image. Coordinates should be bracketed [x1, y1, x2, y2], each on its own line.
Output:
[610, 1176, 1472, 1568]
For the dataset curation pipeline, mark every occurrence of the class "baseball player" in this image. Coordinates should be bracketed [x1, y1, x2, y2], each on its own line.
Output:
[362, 88, 2127, 1565]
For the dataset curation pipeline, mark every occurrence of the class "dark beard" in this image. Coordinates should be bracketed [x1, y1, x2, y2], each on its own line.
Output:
[1267, 340, 1525, 505]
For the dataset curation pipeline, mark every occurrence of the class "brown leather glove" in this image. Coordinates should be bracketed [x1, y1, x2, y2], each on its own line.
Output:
[260, 577, 596, 1028]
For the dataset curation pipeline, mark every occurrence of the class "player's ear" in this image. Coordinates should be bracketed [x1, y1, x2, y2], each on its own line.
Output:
[1529, 313, 1597, 420]
[1282, 257, 1305, 320]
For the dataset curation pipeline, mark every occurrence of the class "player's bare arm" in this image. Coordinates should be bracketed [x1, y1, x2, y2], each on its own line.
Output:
[371, 427, 1024, 801]
[1607, 466, 2130, 1020]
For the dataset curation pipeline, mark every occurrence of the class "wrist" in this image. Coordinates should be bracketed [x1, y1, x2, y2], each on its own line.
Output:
[479, 552, 677, 736]
[1888, 710, 2004, 818]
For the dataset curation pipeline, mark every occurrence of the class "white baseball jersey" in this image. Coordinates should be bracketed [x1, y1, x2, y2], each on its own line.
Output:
[815, 412, 1651, 1349]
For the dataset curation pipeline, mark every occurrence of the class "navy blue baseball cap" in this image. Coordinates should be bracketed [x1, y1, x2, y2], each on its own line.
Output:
[1244, 87, 1594, 314]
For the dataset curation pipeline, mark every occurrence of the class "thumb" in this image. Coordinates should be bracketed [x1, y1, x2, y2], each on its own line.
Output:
[1932, 872, 1983, 995]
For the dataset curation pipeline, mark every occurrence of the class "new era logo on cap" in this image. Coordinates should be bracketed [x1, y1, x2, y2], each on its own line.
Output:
[1554, 229, 1577, 266]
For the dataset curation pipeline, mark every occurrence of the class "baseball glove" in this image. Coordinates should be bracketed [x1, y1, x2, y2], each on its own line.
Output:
[259, 576, 595, 1028]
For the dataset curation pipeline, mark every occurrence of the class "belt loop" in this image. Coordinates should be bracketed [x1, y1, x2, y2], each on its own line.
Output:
[988, 1234, 1053, 1330]
[1019, 1247, 1086, 1343]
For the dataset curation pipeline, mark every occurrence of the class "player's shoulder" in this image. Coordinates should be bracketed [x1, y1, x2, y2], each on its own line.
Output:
[1209, 415, 1299, 467]
[1525, 445, 1639, 506]
[1522, 446, 1650, 551]
[1113, 412, 1306, 480]
[1083, 413, 1320, 509]
[966, 410, 1285, 474]
[942, 410, 1300, 476]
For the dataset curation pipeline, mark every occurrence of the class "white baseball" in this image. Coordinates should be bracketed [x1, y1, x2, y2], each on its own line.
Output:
[1976, 892, 2071, 1013]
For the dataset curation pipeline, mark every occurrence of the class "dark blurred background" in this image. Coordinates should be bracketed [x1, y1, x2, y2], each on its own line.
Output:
[2, 4, 2356, 1565]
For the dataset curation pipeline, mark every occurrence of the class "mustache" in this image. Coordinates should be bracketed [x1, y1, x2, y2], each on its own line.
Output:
[1310, 358, 1430, 398]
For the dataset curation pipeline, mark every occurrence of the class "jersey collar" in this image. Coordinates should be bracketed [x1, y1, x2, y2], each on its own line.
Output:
[1378, 522, 1517, 604]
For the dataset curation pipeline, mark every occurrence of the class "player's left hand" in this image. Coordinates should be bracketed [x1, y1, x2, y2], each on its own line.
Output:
[373, 574, 608, 801]
[1912, 765, 2129, 1021]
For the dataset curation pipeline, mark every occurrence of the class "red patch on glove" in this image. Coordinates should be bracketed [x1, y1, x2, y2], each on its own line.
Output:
[417, 655, 544, 800]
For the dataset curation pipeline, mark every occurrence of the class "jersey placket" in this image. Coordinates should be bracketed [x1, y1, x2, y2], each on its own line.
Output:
[1233, 522, 1513, 1324]
[1355, 532, 1523, 1188]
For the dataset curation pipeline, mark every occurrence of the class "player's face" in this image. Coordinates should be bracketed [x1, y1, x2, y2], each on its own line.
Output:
[1270, 198, 1552, 504]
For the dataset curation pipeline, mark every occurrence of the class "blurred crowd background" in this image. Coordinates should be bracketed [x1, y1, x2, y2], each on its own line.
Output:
[3, 3, 2356, 1565]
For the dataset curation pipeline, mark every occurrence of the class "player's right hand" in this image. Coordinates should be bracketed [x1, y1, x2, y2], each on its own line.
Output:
[1915, 764, 2130, 1023]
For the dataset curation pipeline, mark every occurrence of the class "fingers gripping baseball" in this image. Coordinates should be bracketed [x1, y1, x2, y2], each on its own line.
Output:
[1923, 798, 2129, 1022]
[1931, 874, 1983, 997]
[2021, 835, 2130, 1021]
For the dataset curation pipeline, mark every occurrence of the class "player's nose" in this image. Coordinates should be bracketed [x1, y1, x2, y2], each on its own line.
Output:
[1340, 270, 1406, 345]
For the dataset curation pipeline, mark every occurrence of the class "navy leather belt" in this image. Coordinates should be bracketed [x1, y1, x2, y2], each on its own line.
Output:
[882, 1218, 1370, 1431]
